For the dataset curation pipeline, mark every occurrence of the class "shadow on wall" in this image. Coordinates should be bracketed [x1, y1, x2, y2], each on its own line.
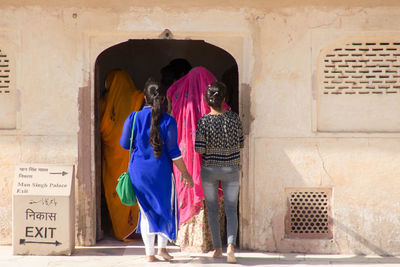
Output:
[333, 219, 393, 257]
[239, 83, 254, 136]
[77, 85, 94, 245]
[270, 142, 395, 255]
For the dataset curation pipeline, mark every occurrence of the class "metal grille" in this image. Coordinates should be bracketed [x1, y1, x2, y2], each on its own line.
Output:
[285, 188, 332, 239]
[320, 41, 400, 95]
[0, 49, 10, 94]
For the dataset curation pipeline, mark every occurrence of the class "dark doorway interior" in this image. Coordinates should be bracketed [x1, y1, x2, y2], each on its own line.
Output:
[94, 39, 239, 241]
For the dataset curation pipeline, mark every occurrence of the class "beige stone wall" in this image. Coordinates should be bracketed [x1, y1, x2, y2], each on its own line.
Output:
[243, 5, 400, 255]
[1, 0, 400, 255]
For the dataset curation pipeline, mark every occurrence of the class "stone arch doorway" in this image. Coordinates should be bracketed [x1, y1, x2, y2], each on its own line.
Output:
[94, 39, 239, 240]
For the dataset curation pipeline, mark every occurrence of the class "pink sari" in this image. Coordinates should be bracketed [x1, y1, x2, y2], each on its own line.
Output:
[167, 66, 229, 225]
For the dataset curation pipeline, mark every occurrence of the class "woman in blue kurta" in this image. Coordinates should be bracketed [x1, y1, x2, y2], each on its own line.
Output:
[120, 78, 193, 262]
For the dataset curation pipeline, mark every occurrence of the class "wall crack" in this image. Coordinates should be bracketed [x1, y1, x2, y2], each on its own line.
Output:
[315, 144, 332, 185]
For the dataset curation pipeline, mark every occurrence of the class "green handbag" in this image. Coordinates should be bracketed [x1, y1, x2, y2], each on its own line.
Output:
[116, 112, 138, 206]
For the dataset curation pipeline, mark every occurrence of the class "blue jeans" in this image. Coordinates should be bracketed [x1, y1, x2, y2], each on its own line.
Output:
[201, 165, 240, 248]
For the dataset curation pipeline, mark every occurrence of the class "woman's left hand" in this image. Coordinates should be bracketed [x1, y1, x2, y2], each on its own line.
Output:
[183, 173, 194, 188]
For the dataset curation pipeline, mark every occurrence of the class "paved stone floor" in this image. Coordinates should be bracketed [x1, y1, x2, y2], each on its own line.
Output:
[2, 237, 400, 266]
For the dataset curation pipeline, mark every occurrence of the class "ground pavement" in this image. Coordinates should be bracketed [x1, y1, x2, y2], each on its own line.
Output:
[1, 237, 400, 267]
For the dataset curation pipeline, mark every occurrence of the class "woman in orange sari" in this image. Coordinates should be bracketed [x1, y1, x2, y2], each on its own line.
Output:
[100, 69, 144, 240]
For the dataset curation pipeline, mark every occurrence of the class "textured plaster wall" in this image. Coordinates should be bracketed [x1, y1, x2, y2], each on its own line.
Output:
[0, 0, 400, 255]
[0, 5, 81, 244]
[244, 5, 400, 255]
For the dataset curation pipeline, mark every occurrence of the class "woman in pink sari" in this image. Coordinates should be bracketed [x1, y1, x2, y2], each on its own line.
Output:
[167, 66, 229, 252]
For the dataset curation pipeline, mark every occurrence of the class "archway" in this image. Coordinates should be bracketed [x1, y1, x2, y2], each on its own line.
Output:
[94, 39, 239, 240]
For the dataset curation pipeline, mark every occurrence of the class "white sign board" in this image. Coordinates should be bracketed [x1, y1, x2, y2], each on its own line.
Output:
[13, 164, 75, 255]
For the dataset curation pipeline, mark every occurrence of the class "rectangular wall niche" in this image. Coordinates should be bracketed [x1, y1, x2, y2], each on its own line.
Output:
[317, 37, 400, 132]
[285, 188, 333, 239]
[322, 42, 400, 95]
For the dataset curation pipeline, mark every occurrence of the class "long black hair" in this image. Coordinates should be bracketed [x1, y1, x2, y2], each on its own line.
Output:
[143, 78, 165, 158]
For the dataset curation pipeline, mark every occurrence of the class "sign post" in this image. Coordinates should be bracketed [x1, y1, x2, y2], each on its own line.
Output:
[13, 164, 75, 255]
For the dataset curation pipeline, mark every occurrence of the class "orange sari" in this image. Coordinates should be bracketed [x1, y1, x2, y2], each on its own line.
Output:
[100, 70, 144, 240]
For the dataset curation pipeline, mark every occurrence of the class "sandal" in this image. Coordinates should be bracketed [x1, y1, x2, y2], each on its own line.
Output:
[158, 249, 173, 261]
[227, 244, 237, 263]
[211, 248, 223, 258]
[227, 251, 237, 263]
[146, 255, 156, 262]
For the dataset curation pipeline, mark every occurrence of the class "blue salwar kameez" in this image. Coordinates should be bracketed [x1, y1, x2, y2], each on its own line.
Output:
[120, 106, 181, 241]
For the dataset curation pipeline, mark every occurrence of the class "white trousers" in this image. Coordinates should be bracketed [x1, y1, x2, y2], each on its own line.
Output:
[139, 204, 168, 256]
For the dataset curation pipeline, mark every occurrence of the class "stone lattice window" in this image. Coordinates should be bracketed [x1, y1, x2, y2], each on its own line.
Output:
[0, 49, 10, 94]
[316, 37, 400, 132]
[285, 188, 333, 239]
[0, 48, 15, 129]
[320, 41, 400, 95]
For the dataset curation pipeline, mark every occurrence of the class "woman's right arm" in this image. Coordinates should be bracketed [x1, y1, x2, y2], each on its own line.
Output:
[165, 117, 193, 187]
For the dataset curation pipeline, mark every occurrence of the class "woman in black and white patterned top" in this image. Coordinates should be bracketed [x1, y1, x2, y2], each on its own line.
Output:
[195, 110, 243, 167]
[195, 81, 243, 263]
